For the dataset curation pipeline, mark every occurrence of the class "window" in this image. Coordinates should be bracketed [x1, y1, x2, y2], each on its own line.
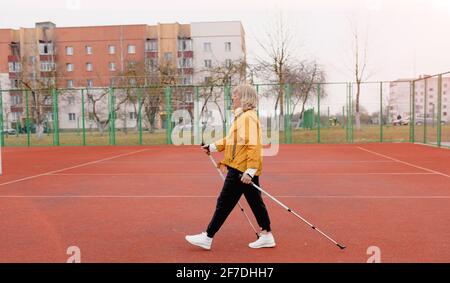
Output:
[129, 112, 137, 119]
[164, 52, 172, 62]
[184, 92, 193, 103]
[225, 59, 232, 68]
[109, 62, 116, 71]
[43, 96, 52, 106]
[145, 39, 158, 52]
[66, 63, 74, 72]
[203, 42, 212, 52]
[87, 79, 93, 88]
[12, 112, 21, 122]
[39, 42, 53, 55]
[444, 112, 447, 116]
[45, 112, 53, 121]
[66, 46, 74, 56]
[204, 76, 212, 84]
[86, 63, 93, 71]
[178, 39, 192, 51]
[40, 61, 55, 72]
[10, 95, 22, 106]
[178, 58, 192, 68]
[29, 56, 36, 64]
[204, 59, 212, 68]
[10, 79, 20, 89]
[69, 113, 76, 121]
[129, 78, 137, 86]
[11, 43, 20, 56]
[108, 45, 116, 54]
[429, 88, 434, 92]
[181, 75, 193, 85]
[85, 46, 93, 55]
[8, 62, 21, 72]
[225, 42, 231, 51]
[128, 44, 136, 54]
[67, 80, 74, 88]
[88, 112, 95, 121]
[68, 96, 75, 105]
[444, 105, 448, 109]
[110, 78, 115, 87]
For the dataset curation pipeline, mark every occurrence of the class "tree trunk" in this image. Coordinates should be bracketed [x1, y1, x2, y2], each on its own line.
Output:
[355, 82, 361, 130]
[35, 123, 44, 140]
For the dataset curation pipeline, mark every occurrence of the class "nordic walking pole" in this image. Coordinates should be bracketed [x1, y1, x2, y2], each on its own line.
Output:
[241, 174, 346, 250]
[202, 143, 260, 239]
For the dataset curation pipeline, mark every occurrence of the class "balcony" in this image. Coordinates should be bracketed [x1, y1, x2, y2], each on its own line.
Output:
[177, 68, 193, 75]
[178, 51, 193, 58]
[145, 52, 158, 59]
[8, 55, 20, 62]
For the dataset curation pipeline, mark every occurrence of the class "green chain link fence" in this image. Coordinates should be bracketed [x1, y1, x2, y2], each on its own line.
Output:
[1, 73, 449, 148]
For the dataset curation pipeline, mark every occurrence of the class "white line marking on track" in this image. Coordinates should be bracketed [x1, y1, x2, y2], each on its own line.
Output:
[47, 172, 436, 176]
[0, 149, 150, 187]
[356, 146, 450, 178]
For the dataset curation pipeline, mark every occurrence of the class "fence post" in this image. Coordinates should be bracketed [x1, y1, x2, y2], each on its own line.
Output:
[410, 81, 415, 143]
[224, 84, 232, 136]
[345, 83, 349, 142]
[0, 90, 4, 147]
[108, 87, 116, 145]
[284, 84, 292, 144]
[437, 75, 442, 147]
[81, 89, 86, 146]
[380, 82, 383, 143]
[137, 88, 143, 145]
[25, 90, 31, 147]
[327, 106, 330, 128]
[194, 86, 200, 145]
[317, 84, 321, 144]
[52, 88, 60, 146]
[165, 86, 172, 145]
[350, 83, 354, 143]
[424, 79, 427, 144]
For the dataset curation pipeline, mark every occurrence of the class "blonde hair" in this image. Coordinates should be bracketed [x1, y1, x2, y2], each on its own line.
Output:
[234, 84, 258, 111]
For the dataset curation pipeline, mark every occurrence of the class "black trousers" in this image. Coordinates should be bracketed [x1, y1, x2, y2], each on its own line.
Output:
[206, 167, 271, 238]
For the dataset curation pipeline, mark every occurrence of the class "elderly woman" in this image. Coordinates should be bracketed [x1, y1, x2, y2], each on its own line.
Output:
[185, 84, 275, 250]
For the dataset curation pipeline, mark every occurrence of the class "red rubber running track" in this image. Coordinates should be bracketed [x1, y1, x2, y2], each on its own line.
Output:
[0, 143, 449, 262]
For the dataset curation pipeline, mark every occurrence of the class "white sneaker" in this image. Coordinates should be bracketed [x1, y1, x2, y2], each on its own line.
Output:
[249, 232, 276, 249]
[185, 232, 213, 250]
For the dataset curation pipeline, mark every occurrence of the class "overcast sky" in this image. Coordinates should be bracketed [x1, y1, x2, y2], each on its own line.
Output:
[1, 0, 449, 114]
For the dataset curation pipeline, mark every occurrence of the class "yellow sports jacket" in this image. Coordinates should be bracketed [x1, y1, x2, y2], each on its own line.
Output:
[214, 109, 263, 176]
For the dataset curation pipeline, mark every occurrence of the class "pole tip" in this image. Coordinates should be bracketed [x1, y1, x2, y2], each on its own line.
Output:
[337, 244, 346, 250]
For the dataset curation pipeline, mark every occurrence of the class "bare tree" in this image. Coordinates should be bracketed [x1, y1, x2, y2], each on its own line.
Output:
[349, 19, 372, 131]
[254, 14, 295, 118]
[198, 59, 246, 132]
[285, 61, 327, 119]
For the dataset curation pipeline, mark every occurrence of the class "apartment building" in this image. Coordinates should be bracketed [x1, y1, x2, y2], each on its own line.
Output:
[389, 76, 450, 123]
[0, 21, 246, 130]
